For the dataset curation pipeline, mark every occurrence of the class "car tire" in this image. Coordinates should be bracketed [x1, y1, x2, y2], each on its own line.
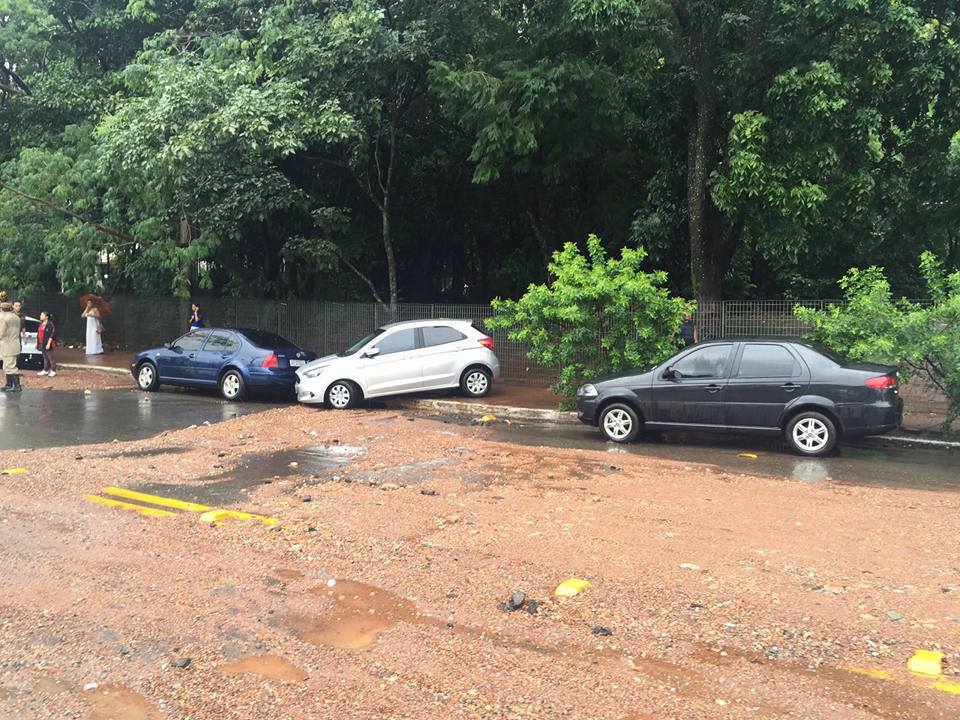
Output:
[326, 380, 359, 409]
[785, 411, 837, 457]
[460, 367, 492, 398]
[599, 403, 641, 444]
[136, 362, 160, 392]
[220, 369, 246, 401]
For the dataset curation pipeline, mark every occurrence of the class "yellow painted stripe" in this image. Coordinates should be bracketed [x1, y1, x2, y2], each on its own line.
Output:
[201, 509, 279, 526]
[84, 494, 176, 518]
[100, 486, 211, 513]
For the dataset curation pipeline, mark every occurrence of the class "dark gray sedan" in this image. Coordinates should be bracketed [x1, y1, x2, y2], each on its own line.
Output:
[575, 338, 902, 456]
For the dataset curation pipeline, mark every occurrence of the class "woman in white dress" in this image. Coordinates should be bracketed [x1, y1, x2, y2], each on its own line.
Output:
[82, 300, 103, 355]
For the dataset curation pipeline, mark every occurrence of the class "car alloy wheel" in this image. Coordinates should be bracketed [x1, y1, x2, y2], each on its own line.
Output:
[328, 383, 352, 409]
[221, 372, 242, 400]
[137, 364, 154, 390]
[602, 408, 634, 441]
[464, 370, 489, 396]
[792, 417, 829, 453]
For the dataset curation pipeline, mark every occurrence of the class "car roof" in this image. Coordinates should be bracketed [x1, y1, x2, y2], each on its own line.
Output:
[380, 318, 474, 330]
[700, 336, 807, 344]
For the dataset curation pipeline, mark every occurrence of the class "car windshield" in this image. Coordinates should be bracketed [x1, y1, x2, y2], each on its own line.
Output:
[239, 330, 298, 349]
[339, 330, 383, 357]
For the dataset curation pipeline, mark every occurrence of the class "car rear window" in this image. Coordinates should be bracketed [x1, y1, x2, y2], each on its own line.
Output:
[239, 330, 298, 349]
[422, 326, 466, 347]
[737, 344, 801, 378]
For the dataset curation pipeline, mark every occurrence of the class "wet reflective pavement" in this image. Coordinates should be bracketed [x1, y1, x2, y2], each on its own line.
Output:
[0, 389, 277, 450]
[479, 421, 960, 491]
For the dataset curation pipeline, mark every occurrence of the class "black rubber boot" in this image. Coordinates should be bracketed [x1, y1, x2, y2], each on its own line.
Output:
[0, 376, 10, 392]
[9, 374, 21, 393]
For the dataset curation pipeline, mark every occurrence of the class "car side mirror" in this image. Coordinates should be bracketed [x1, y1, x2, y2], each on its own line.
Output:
[363, 347, 380, 359]
[663, 366, 677, 380]
[163, 342, 172, 349]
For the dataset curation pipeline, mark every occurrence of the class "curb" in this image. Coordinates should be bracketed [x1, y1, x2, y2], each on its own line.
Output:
[60, 363, 130, 377]
[388, 397, 580, 425]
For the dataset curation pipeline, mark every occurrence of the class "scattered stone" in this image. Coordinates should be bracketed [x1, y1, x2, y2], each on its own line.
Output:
[170, 657, 191, 669]
[83, 683, 98, 692]
[526, 600, 539, 615]
[380, 483, 400, 491]
[764, 646, 780, 658]
[823, 584, 846, 595]
[688, 602, 703, 610]
[886, 610, 903, 621]
[307, 526, 317, 532]
[679, 563, 701, 571]
[289, 461, 299, 468]
[444, 515, 460, 525]
[504, 591, 526, 611]
[300, 495, 312, 503]
[715, 699, 729, 706]
[217, 452, 227, 457]
[420, 489, 439, 496]
[591, 626, 613, 636]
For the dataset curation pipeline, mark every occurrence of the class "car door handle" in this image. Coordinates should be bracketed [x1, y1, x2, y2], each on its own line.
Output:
[188, 353, 196, 359]
[781, 382, 801, 391]
[705, 384, 722, 393]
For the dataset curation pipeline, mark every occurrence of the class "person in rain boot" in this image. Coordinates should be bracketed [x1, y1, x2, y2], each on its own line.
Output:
[0, 301, 22, 392]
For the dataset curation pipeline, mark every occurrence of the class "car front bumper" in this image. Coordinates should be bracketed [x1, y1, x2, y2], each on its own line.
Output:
[295, 376, 328, 404]
[576, 397, 599, 426]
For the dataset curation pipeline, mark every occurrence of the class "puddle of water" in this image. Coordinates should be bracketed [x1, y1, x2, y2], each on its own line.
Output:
[219, 655, 308, 681]
[131, 445, 366, 505]
[292, 580, 417, 650]
[34, 676, 71, 695]
[87, 685, 162, 720]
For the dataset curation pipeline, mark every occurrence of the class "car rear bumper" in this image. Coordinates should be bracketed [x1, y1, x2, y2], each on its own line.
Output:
[841, 397, 903, 436]
[247, 368, 298, 393]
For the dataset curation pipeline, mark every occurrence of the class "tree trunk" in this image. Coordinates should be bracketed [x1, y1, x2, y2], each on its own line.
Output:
[381, 204, 398, 307]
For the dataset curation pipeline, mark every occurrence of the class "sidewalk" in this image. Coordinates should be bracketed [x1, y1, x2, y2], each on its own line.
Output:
[58, 348, 133, 375]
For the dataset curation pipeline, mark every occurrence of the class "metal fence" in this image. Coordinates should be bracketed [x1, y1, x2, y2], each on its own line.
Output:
[19, 293, 557, 384]
[695, 300, 831, 340]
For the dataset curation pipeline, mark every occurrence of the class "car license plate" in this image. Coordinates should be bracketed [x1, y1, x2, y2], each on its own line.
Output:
[290, 359, 305, 367]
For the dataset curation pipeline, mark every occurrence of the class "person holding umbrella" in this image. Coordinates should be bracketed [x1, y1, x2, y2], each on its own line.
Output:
[81, 295, 107, 355]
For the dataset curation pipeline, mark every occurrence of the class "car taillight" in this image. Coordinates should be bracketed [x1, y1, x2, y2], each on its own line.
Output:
[865, 375, 897, 390]
[261, 353, 279, 368]
[478, 337, 494, 351]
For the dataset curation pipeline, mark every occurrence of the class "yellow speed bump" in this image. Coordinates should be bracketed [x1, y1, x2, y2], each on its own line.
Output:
[100, 486, 212, 513]
[1, 468, 28, 475]
[83, 494, 176, 518]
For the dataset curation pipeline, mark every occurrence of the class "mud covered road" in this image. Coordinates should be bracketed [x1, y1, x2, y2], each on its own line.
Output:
[1, 393, 959, 719]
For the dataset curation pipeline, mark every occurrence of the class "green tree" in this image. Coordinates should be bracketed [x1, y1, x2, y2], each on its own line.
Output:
[487, 234, 689, 396]
[795, 253, 960, 428]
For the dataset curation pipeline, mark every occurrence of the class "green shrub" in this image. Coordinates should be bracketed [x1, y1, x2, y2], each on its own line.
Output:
[795, 252, 960, 428]
[487, 234, 690, 397]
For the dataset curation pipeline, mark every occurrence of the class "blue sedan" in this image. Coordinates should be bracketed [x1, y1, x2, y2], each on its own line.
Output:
[131, 328, 316, 401]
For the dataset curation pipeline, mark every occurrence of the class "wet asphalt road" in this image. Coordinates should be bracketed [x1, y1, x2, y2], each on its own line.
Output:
[0, 388, 279, 450]
[1, 387, 956, 490]
[481, 421, 960, 491]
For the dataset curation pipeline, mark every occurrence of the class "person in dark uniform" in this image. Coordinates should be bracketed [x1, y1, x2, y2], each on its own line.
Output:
[679, 311, 698, 347]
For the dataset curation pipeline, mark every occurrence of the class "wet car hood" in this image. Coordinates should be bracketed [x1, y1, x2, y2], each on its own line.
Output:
[590, 364, 658, 388]
[298, 353, 341, 373]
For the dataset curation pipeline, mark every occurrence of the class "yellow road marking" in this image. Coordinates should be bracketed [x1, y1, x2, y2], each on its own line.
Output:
[83, 494, 176, 518]
[1, 468, 28, 475]
[100, 486, 211, 513]
[201, 509, 279, 526]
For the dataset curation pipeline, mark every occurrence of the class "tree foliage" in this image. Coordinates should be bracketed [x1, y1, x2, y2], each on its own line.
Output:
[1, 0, 959, 305]
[487, 234, 688, 396]
[795, 253, 960, 428]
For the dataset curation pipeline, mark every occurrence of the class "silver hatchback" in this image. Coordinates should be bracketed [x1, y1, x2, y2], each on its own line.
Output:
[295, 319, 501, 408]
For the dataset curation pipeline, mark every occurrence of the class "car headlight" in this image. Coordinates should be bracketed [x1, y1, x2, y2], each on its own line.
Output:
[302, 366, 329, 379]
[577, 383, 598, 398]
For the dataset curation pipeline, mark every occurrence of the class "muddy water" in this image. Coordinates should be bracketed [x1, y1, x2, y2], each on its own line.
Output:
[131, 445, 365, 505]
[87, 684, 162, 720]
[219, 655, 308, 681]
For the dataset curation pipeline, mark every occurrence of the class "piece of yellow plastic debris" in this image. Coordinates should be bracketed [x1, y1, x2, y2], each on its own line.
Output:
[907, 649, 944, 678]
[1, 468, 27, 475]
[554, 578, 591, 597]
[737, 453, 758, 459]
[480, 414, 497, 423]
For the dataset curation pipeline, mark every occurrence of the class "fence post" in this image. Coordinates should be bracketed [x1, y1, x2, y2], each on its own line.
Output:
[720, 302, 726, 337]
